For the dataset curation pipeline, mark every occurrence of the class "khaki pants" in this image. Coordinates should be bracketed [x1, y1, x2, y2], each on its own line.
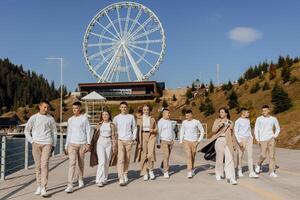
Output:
[140, 132, 156, 175]
[117, 140, 133, 179]
[183, 140, 198, 172]
[215, 137, 235, 180]
[257, 138, 276, 172]
[32, 143, 52, 187]
[67, 143, 88, 186]
[238, 137, 254, 173]
[160, 140, 173, 173]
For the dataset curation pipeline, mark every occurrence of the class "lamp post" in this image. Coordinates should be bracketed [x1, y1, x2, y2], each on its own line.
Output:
[45, 57, 64, 154]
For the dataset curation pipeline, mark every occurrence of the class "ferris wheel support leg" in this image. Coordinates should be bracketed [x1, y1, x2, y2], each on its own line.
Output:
[123, 45, 144, 81]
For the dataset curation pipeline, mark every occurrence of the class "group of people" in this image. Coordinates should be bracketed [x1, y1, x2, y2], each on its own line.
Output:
[24, 100, 280, 197]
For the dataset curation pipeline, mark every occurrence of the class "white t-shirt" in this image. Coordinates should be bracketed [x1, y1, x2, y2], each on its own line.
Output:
[157, 118, 175, 144]
[142, 115, 151, 131]
[254, 116, 280, 141]
[179, 119, 205, 142]
[234, 117, 252, 141]
[99, 122, 112, 138]
[65, 115, 92, 148]
[113, 113, 137, 141]
[24, 113, 57, 146]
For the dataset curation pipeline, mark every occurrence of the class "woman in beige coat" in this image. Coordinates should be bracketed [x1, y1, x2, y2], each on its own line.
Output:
[135, 104, 158, 181]
[212, 107, 238, 185]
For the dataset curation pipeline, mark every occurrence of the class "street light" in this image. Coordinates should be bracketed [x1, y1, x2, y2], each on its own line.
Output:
[45, 57, 64, 155]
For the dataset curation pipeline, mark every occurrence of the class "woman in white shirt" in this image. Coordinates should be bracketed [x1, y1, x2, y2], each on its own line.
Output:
[135, 104, 158, 181]
[90, 111, 117, 187]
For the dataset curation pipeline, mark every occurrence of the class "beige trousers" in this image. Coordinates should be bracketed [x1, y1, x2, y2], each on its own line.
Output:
[117, 140, 133, 179]
[32, 143, 52, 187]
[215, 137, 236, 180]
[160, 140, 173, 173]
[140, 132, 156, 175]
[183, 140, 198, 172]
[257, 138, 276, 172]
[67, 143, 88, 186]
[237, 137, 254, 173]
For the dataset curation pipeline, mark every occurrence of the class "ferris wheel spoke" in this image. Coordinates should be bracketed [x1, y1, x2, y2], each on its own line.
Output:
[90, 32, 118, 42]
[127, 17, 152, 40]
[104, 10, 121, 39]
[123, 6, 131, 34]
[116, 7, 123, 37]
[88, 45, 115, 60]
[123, 45, 144, 81]
[126, 9, 142, 37]
[128, 44, 161, 56]
[101, 45, 122, 82]
[94, 20, 119, 40]
[128, 46, 154, 68]
[130, 39, 163, 45]
[94, 50, 115, 71]
[131, 26, 160, 41]
[87, 42, 116, 47]
[123, 51, 131, 81]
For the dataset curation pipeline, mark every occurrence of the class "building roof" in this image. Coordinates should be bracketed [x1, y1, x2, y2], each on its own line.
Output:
[81, 91, 106, 101]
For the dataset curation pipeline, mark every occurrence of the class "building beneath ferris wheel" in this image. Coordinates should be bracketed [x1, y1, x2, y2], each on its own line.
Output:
[78, 81, 165, 100]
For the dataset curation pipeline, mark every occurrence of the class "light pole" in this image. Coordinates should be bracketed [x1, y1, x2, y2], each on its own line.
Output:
[45, 57, 64, 155]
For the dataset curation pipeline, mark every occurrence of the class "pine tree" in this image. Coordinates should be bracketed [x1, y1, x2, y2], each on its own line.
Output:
[172, 94, 177, 101]
[269, 63, 277, 80]
[209, 81, 215, 93]
[162, 99, 168, 108]
[228, 90, 239, 109]
[250, 82, 261, 93]
[186, 88, 193, 99]
[281, 65, 291, 83]
[271, 84, 292, 113]
[262, 82, 270, 91]
[238, 77, 245, 85]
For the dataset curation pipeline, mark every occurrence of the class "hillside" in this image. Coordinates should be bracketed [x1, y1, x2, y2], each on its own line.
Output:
[168, 60, 300, 149]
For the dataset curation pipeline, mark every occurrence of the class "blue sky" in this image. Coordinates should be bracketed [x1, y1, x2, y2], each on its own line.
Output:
[1, 0, 300, 91]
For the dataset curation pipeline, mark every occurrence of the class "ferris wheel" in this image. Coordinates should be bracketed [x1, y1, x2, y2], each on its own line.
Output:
[83, 1, 166, 83]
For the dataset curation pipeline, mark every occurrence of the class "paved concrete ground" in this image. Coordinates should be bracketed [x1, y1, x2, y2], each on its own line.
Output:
[1, 141, 300, 200]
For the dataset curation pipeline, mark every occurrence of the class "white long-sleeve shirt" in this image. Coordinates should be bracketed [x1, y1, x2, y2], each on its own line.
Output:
[24, 113, 57, 146]
[157, 118, 175, 145]
[113, 113, 137, 141]
[65, 115, 92, 148]
[234, 117, 252, 142]
[179, 119, 205, 143]
[254, 116, 280, 142]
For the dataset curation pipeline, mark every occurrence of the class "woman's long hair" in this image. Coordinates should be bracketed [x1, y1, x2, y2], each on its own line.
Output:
[218, 107, 231, 120]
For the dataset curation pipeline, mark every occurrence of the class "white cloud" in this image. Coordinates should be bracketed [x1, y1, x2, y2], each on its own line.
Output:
[228, 27, 262, 44]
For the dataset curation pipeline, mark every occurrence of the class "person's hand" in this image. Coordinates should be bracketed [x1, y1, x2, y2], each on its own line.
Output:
[138, 144, 142, 149]
[156, 144, 161, 149]
[64, 148, 68, 156]
[85, 144, 91, 152]
[51, 146, 55, 154]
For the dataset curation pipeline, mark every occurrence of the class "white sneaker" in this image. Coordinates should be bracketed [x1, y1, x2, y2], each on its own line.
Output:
[163, 172, 169, 179]
[119, 179, 125, 186]
[65, 185, 74, 193]
[149, 171, 155, 180]
[124, 174, 128, 183]
[270, 172, 278, 178]
[78, 179, 84, 188]
[249, 172, 259, 178]
[143, 173, 149, 181]
[238, 169, 243, 177]
[34, 186, 41, 195]
[103, 180, 108, 185]
[187, 172, 193, 179]
[255, 165, 261, 173]
[216, 175, 222, 181]
[230, 179, 238, 185]
[40, 187, 47, 197]
[97, 182, 104, 187]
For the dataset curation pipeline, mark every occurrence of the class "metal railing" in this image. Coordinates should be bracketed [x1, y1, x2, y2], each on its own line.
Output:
[0, 133, 65, 181]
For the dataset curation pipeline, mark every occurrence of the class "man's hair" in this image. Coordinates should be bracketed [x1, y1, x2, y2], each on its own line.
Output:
[73, 101, 82, 107]
[120, 101, 128, 106]
[40, 100, 50, 105]
[185, 109, 193, 114]
[262, 105, 269, 109]
[240, 107, 248, 112]
[162, 108, 169, 112]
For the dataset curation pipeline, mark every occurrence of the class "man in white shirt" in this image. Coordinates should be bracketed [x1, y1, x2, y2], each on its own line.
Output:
[157, 109, 175, 178]
[24, 100, 57, 197]
[179, 110, 205, 178]
[234, 108, 259, 178]
[113, 101, 137, 186]
[254, 105, 280, 178]
[65, 102, 92, 193]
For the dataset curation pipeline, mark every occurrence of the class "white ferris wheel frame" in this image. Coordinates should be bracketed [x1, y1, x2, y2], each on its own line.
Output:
[83, 1, 166, 83]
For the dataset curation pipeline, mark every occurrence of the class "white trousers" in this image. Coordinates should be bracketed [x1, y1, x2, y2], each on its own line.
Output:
[96, 136, 112, 184]
[215, 137, 236, 180]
